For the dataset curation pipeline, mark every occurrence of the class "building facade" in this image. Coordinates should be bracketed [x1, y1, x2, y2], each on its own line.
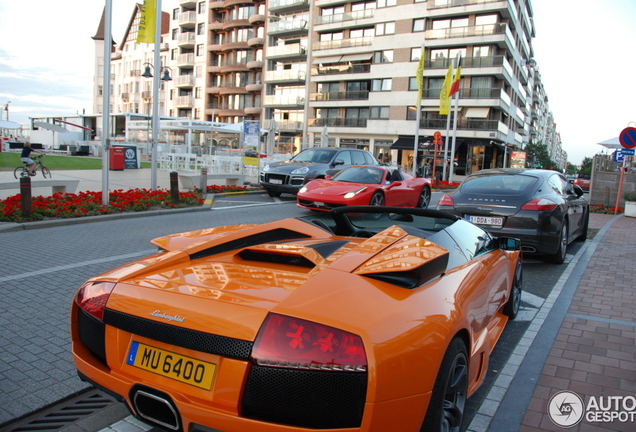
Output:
[92, 0, 565, 170]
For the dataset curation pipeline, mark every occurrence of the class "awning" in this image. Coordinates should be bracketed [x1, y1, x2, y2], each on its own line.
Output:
[56, 120, 93, 131]
[312, 55, 343, 65]
[340, 52, 373, 62]
[0, 120, 21, 129]
[33, 121, 68, 133]
[391, 137, 430, 150]
[598, 136, 621, 149]
[465, 107, 490, 118]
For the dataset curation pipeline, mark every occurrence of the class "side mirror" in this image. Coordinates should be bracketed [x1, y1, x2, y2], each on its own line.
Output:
[325, 175, 332, 180]
[333, 159, 345, 166]
[573, 185, 584, 197]
[498, 237, 521, 251]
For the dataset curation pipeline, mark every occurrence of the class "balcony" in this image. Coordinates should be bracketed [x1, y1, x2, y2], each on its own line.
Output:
[246, 60, 263, 69]
[245, 82, 263, 92]
[266, 44, 305, 60]
[249, 14, 266, 25]
[220, 62, 249, 73]
[209, 0, 224, 9]
[130, 70, 141, 77]
[419, 118, 499, 132]
[312, 36, 372, 51]
[268, 18, 309, 37]
[219, 86, 249, 95]
[264, 69, 306, 83]
[121, 93, 130, 101]
[427, 0, 504, 9]
[309, 91, 369, 101]
[209, 19, 224, 30]
[309, 117, 367, 127]
[177, 53, 196, 66]
[174, 75, 195, 87]
[178, 32, 196, 47]
[269, 0, 309, 14]
[263, 95, 305, 107]
[173, 95, 194, 107]
[310, 63, 370, 76]
[207, 62, 221, 73]
[179, 11, 197, 26]
[248, 37, 264, 47]
[223, 19, 250, 30]
[425, 23, 511, 50]
[142, 91, 153, 100]
[314, 8, 374, 26]
[244, 105, 262, 115]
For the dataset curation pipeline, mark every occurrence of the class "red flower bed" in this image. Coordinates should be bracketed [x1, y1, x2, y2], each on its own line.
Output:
[589, 204, 623, 214]
[0, 188, 204, 223]
[434, 181, 462, 190]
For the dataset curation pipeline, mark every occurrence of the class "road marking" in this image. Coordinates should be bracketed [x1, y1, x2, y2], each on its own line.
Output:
[211, 201, 296, 210]
[0, 250, 154, 283]
[520, 291, 544, 308]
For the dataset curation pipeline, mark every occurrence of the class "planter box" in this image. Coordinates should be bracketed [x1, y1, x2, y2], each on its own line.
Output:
[625, 201, 636, 218]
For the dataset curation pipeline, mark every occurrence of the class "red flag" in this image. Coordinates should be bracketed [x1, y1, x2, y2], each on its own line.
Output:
[448, 56, 462, 97]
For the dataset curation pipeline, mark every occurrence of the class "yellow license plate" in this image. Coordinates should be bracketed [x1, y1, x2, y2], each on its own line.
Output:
[127, 341, 216, 390]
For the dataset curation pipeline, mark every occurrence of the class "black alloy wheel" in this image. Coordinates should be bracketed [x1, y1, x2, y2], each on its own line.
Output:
[504, 259, 523, 319]
[418, 186, 431, 209]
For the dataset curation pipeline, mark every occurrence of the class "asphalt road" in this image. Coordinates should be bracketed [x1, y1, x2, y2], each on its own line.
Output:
[0, 191, 584, 431]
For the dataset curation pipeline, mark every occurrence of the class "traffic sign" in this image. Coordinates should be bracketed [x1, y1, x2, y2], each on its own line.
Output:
[622, 148, 635, 155]
[614, 150, 624, 163]
[619, 127, 636, 149]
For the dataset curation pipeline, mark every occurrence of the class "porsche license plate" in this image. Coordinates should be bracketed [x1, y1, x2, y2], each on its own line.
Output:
[127, 341, 216, 390]
[268, 179, 282, 184]
[467, 215, 504, 227]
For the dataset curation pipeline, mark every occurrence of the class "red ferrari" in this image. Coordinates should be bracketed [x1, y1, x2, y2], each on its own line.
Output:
[297, 166, 432, 211]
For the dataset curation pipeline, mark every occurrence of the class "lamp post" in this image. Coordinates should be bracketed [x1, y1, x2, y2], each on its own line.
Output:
[141, 63, 172, 189]
[3, 101, 10, 121]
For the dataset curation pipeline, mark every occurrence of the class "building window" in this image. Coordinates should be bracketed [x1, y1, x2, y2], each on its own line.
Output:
[197, 23, 205, 35]
[372, 78, 392, 91]
[475, 14, 498, 25]
[432, 17, 469, 29]
[376, 22, 395, 35]
[373, 50, 393, 63]
[411, 47, 422, 62]
[173, 8, 179, 20]
[196, 44, 204, 56]
[351, 1, 376, 11]
[172, 29, 178, 40]
[370, 107, 389, 119]
[350, 27, 374, 38]
[198, 2, 206, 13]
[413, 18, 425, 32]
[322, 5, 345, 15]
[376, 0, 396, 8]
[195, 87, 202, 98]
[171, 49, 178, 60]
[98, 86, 103, 96]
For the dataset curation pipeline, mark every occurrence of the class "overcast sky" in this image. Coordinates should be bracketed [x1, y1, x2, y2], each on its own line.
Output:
[0, 0, 633, 165]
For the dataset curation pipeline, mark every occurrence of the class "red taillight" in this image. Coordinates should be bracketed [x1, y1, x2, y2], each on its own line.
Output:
[521, 198, 558, 211]
[75, 281, 116, 320]
[252, 314, 367, 372]
[438, 194, 454, 206]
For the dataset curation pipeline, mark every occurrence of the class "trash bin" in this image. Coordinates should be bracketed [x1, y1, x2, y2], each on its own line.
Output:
[109, 147, 125, 170]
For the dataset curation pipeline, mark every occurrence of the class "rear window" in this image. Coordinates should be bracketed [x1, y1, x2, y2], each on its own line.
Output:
[460, 175, 538, 195]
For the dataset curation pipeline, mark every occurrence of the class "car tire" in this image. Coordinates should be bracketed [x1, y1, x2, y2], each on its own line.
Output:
[504, 259, 522, 319]
[418, 186, 431, 209]
[370, 191, 384, 207]
[266, 190, 281, 198]
[575, 211, 589, 241]
[545, 220, 568, 264]
[421, 337, 468, 432]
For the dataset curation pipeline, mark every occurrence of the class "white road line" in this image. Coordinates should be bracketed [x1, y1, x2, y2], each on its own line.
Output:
[520, 291, 544, 308]
[211, 201, 296, 210]
[0, 250, 154, 283]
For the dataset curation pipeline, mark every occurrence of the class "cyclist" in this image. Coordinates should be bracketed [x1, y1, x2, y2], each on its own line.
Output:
[21, 142, 44, 176]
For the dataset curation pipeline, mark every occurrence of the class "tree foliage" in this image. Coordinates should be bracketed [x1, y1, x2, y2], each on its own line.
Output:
[524, 142, 556, 169]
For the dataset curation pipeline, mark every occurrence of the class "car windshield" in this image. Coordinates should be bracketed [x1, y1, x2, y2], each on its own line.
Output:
[460, 174, 538, 195]
[332, 166, 384, 184]
[292, 149, 335, 163]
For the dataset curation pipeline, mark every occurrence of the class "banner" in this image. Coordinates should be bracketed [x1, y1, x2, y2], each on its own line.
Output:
[439, 63, 452, 115]
[137, 0, 156, 44]
[416, 48, 425, 104]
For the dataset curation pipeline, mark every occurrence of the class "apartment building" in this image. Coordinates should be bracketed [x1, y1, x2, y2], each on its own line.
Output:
[92, 0, 564, 170]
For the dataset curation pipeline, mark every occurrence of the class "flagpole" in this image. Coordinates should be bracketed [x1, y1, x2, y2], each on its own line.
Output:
[449, 82, 460, 184]
[413, 44, 425, 177]
[151, 0, 162, 190]
[101, 1, 112, 206]
[440, 58, 454, 183]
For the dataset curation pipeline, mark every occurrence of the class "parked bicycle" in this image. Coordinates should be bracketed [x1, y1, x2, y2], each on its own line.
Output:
[14, 154, 51, 179]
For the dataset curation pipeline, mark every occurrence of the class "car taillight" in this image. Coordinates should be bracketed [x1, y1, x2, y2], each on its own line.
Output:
[252, 313, 367, 372]
[75, 281, 116, 320]
[438, 194, 454, 206]
[521, 198, 558, 211]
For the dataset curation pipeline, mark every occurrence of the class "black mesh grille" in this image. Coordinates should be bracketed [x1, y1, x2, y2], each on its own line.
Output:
[238, 250, 315, 268]
[78, 309, 107, 365]
[103, 309, 253, 360]
[242, 366, 367, 429]
[190, 229, 311, 260]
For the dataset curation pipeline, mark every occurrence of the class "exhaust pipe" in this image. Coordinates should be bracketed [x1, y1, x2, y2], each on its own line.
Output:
[133, 389, 180, 431]
[521, 245, 537, 253]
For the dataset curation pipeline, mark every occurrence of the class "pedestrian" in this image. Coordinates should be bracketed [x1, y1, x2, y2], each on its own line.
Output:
[21, 142, 44, 176]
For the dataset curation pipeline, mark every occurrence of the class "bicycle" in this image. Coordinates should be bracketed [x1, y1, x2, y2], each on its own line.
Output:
[14, 154, 52, 179]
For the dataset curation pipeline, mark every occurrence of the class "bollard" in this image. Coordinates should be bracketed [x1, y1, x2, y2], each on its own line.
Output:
[200, 167, 208, 193]
[20, 176, 32, 218]
[604, 187, 610, 207]
[170, 171, 180, 204]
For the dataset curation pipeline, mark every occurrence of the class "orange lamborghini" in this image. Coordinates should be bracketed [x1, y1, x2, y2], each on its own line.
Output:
[71, 206, 522, 432]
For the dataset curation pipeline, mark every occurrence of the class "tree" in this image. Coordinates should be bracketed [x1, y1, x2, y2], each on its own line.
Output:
[579, 157, 593, 175]
[524, 142, 556, 169]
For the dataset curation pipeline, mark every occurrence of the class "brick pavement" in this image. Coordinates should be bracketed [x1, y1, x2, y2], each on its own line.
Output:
[481, 213, 636, 432]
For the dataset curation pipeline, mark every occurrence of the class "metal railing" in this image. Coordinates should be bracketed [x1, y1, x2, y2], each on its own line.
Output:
[309, 91, 369, 101]
[314, 9, 374, 25]
[425, 23, 506, 40]
[310, 64, 371, 76]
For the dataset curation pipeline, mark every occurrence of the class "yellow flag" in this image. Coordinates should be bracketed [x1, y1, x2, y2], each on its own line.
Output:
[416, 48, 425, 104]
[439, 62, 452, 115]
[137, 0, 156, 44]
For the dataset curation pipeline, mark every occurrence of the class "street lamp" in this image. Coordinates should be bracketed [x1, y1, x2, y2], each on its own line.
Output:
[3, 101, 10, 121]
[142, 63, 172, 189]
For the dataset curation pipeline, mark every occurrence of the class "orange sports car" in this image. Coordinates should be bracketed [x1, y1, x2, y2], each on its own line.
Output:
[71, 206, 522, 432]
